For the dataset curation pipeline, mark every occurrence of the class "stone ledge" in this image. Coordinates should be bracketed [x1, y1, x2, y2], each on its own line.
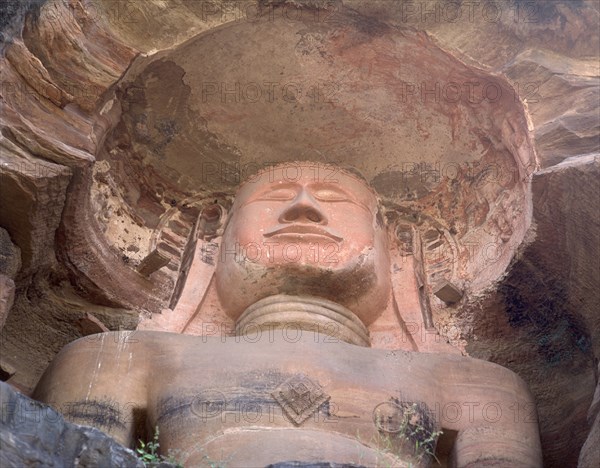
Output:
[0, 381, 143, 468]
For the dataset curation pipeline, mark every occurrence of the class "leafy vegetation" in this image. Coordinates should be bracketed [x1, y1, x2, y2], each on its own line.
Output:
[361, 401, 443, 467]
[136, 426, 183, 467]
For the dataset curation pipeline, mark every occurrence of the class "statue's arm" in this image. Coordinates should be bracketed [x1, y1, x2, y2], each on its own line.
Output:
[440, 359, 543, 468]
[32, 331, 149, 448]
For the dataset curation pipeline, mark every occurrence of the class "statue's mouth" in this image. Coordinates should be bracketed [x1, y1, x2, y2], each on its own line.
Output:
[263, 224, 343, 242]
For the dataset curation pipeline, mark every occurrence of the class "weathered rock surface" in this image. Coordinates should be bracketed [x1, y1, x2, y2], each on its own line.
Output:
[0, 1, 598, 466]
[351, 0, 600, 170]
[0, 381, 143, 467]
[0, 228, 21, 279]
[0, 229, 19, 331]
[465, 157, 599, 467]
[578, 362, 600, 468]
[0, 274, 15, 332]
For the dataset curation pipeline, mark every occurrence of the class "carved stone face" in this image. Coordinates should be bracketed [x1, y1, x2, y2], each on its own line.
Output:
[215, 163, 391, 326]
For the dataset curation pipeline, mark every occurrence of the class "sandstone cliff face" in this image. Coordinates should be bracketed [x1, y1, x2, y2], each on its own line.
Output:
[0, 1, 598, 466]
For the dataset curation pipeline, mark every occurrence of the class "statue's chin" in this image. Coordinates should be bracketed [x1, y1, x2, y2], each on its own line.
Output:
[216, 255, 390, 326]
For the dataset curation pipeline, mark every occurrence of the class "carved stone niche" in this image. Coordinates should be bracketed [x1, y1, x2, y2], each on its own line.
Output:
[36, 160, 542, 467]
[103, 6, 536, 354]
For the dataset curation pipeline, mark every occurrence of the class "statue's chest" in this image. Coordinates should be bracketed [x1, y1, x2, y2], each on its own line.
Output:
[153, 366, 388, 427]
[148, 341, 438, 453]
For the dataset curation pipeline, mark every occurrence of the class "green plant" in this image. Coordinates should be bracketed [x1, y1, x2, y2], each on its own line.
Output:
[361, 401, 443, 467]
[136, 426, 184, 467]
[355, 428, 399, 468]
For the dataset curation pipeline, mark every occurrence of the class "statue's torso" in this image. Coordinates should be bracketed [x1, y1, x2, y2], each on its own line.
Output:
[37, 330, 536, 467]
[142, 332, 443, 466]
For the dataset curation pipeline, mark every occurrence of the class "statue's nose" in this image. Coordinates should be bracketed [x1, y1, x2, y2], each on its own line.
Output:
[279, 190, 327, 224]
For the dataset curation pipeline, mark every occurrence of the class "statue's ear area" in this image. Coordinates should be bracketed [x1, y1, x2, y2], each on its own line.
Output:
[376, 206, 386, 229]
[199, 202, 228, 240]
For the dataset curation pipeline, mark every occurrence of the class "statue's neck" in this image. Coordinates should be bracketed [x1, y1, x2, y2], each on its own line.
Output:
[235, 295, 370, 347]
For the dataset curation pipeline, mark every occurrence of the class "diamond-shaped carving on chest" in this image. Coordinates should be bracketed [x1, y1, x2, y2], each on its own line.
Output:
[272, 374, 330, 426]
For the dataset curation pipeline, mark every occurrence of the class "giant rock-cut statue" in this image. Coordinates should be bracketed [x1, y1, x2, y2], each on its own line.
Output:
[34, 162, 542, 467]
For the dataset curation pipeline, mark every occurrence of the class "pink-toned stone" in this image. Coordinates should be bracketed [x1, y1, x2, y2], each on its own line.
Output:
[35, 330, 542, 467]
[35, 162, 542, 466]
[215, 163, 392, 327]
[433, 280, 463, 304]
[76, 312, 109, 336]
[0, 1, 596, 465]
[136, 249, 170, 277]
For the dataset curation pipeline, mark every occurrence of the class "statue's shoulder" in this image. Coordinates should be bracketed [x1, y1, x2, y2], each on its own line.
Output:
[63, 329, 231, 356]
[403, 351, 533, 399]
[59, 329, 176, 357]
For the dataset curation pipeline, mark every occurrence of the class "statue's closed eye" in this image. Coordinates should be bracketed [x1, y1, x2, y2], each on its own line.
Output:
[249, 186, 356, 205]
[259, 188, 297, 201]
[312, 189, 350, 202]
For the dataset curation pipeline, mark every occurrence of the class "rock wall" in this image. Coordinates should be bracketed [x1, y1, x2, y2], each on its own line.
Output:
[0, 1, 598, 466]
[0, 381, 143, 467]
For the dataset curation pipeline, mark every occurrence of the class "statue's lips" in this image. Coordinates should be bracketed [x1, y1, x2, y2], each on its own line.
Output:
[263, 224, 343, 242]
